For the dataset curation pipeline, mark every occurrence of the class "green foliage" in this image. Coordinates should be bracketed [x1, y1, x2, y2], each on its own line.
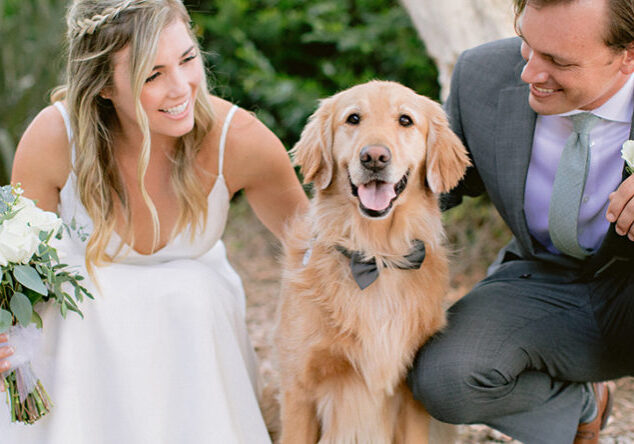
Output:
[13, 265, 48, 296]
[0, 308, 11, 331]
[0, 186, 93, 333]
[443, 195, 512, 284]
[9, 292, 32, 326]
[0, 0, 68, 184]
[190, 0, 439, 148]
[0, 245, 94, 333]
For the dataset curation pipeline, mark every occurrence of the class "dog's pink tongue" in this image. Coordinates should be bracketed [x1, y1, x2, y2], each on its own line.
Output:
[358, 182, 396, 211]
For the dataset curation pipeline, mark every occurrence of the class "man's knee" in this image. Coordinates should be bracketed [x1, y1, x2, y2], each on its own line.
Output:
[408, 343, 511, 425]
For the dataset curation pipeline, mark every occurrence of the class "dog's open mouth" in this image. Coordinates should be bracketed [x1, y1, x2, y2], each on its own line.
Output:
[350, 171, 409, 218]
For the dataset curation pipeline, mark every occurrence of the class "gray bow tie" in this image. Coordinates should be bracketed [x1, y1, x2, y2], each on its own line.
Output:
[336, 239, 426, 290]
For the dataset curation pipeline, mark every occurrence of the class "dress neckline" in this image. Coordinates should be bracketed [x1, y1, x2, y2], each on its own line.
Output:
[111, 177, 228, 257]
[54, 102, 239, 258]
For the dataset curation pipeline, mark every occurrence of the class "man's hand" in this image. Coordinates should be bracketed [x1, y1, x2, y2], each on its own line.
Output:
[607, 174, 634, 241]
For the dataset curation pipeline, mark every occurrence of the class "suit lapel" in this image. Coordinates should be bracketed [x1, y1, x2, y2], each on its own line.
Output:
[597, 112, 634, 255]
[582, 105, 634, 275]
[495, 76, 537, 254]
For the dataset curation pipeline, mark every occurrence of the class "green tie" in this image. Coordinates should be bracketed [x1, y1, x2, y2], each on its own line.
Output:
[548, 112, 601, 259]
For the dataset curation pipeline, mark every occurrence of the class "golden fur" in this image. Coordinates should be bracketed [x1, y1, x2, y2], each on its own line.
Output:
[274, 81, 470, 443]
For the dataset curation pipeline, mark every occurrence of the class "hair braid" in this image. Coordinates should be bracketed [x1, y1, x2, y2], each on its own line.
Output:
[72, 0, 136, 37]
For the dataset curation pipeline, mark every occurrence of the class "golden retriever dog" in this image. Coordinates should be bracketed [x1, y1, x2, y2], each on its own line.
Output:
[274, 80, 470, 444]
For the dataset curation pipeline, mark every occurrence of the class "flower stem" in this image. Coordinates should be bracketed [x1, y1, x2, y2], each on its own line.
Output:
[3, 370, 51, 424]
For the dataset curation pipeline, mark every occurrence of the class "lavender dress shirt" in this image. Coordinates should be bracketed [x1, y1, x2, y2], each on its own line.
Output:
[524, 75, 634, 255]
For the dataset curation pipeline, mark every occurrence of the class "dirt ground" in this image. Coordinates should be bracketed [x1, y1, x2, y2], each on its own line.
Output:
[223, 197, 634, 443]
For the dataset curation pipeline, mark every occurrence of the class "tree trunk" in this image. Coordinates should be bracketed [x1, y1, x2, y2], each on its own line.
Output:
[400, 0, 515, 100]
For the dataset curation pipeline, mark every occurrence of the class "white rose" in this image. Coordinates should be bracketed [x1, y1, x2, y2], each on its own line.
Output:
[0, 217, 41, 265]
[12, 197, 62, 236]
[621, 140, 634, 168]
[0, 242, 7, 266]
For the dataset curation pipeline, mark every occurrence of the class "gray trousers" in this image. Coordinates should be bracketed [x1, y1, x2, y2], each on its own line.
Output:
[407, 259, 633, 444]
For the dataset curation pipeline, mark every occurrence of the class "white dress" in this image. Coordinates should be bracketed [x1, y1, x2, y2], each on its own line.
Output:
[0, 103, 272, 443]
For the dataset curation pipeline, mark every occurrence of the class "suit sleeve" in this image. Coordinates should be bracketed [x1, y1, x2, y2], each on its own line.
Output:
[440, 50, 487, 211]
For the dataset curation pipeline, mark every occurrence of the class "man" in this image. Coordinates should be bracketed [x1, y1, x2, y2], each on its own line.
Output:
[407, 0, 634, 443]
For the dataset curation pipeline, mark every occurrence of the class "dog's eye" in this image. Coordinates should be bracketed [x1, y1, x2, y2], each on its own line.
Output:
[399, 114, 413, 127]
[346, 113, 361, 125]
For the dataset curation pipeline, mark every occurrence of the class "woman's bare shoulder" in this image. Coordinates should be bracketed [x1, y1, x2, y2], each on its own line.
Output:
[199, 95, 282, 163]
[210, 96, 283, 153]
[12, 104, 72, 206]
[211, 100, 290, 195]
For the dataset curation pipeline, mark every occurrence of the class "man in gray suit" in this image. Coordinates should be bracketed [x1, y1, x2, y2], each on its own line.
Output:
[408, 0, 634, 443]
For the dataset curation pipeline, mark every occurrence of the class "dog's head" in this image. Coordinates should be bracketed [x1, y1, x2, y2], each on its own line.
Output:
[292, 81, 470, 220]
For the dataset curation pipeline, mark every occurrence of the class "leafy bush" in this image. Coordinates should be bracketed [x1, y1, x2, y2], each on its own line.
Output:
[190, 0, 439, 148]
[1, 0, 67, 184]
[443, 196, 511, 285]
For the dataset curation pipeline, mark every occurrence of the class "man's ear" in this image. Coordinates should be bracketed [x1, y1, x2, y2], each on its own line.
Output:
[619, 43, 634, 74]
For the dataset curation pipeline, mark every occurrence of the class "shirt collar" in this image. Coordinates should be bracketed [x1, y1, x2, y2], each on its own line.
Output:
[559, 74, 634, 123]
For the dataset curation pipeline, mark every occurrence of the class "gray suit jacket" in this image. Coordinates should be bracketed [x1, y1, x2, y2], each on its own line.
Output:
[443, 37, 634, 277]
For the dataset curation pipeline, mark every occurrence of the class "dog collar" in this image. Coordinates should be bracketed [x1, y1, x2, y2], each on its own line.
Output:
[335, 239, 426, 290]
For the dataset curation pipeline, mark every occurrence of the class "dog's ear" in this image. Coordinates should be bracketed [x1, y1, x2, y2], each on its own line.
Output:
[423, 99, 471, 193]
[290, 98, 335, 190]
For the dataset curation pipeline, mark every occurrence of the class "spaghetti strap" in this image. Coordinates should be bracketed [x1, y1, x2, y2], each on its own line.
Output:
[54, 102, 73, 141]
[218, 105, 239, 177]
[53, 101, 76, 164]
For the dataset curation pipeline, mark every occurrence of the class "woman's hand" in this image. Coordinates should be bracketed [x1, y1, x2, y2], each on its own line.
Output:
[0, 333, 15, 392]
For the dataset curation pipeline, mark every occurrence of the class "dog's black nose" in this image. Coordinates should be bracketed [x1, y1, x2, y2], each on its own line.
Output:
[360, 145, 391, 171]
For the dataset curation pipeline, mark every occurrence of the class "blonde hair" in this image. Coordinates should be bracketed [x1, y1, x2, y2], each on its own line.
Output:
[52, 0, 214, 274]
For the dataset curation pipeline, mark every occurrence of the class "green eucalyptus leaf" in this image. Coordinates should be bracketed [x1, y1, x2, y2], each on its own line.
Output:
[23, 287, 44, 305]
[0, 309, 12, 333]
[54, 282, 64, 301]
[13, 264, 47, 295]
[74, 285, 83, 303]
[10, 292, 32, 326]
[82, 286, 94, 300]
[63, 294, 83, 318]
[49, 248, 59, 263]
[31, 310, 43, 329]
[64, 292, 78, 309]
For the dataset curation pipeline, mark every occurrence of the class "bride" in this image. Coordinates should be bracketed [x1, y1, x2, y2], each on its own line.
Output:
[0, 0, 307, 442]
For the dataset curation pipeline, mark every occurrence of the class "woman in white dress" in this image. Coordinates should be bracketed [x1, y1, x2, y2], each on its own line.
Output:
[0, 0, 307, 442]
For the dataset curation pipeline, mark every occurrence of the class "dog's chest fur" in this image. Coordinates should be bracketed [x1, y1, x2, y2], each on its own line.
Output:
[281, 242, 447, 396]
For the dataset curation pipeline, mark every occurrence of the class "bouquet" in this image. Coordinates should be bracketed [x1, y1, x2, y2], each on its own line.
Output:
[0, 185, 92, 424]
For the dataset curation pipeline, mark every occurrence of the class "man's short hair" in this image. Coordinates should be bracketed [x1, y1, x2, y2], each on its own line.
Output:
[513, 0, 634, 50]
